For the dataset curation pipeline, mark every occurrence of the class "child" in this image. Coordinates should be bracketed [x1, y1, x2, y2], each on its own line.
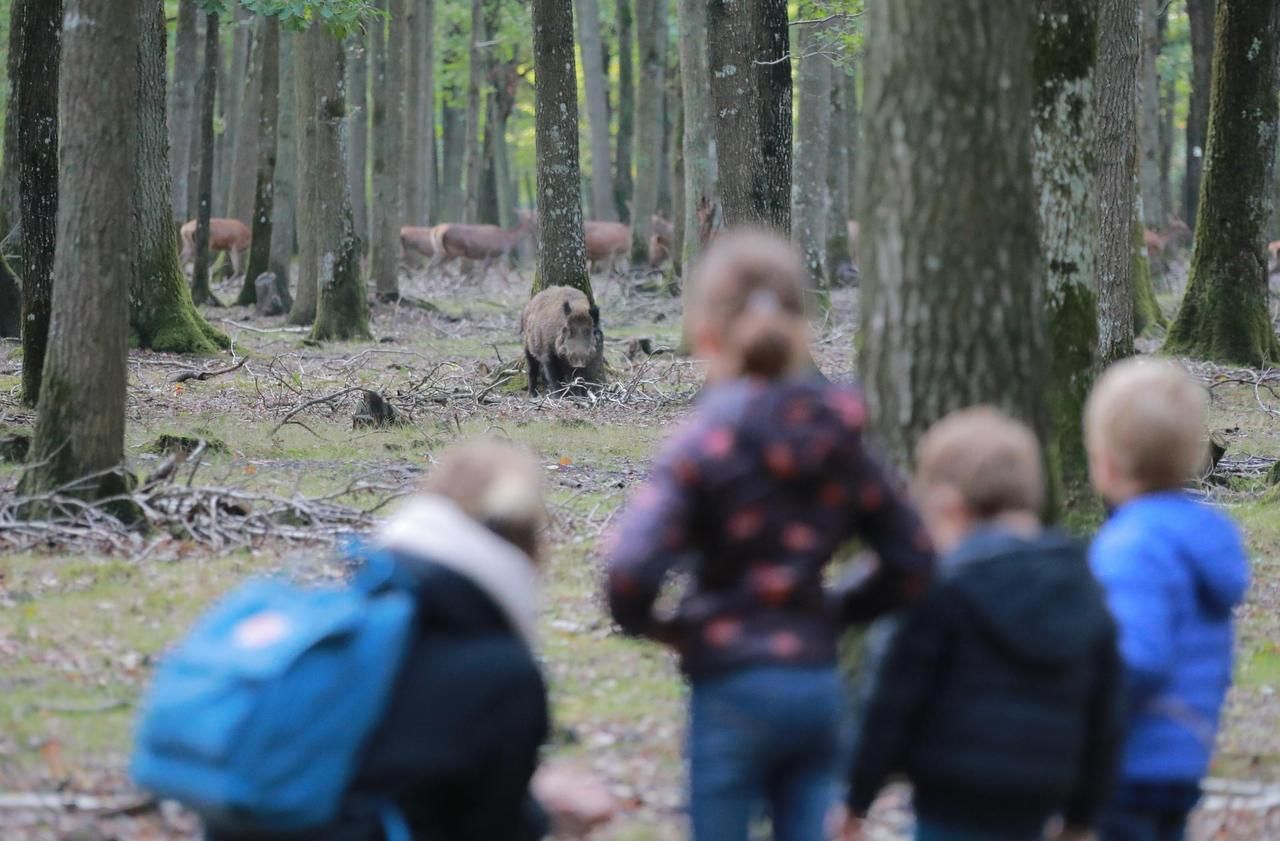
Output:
[838, 408, 1124, 841]
[1085, 359, 1250, 841]
[605, 229, 934, 841]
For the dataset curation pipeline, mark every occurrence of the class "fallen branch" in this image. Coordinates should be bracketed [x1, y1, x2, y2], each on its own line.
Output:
[269, 386, 366, 436]
[168, 356, 248, 384]
[219, 318, 308, 335]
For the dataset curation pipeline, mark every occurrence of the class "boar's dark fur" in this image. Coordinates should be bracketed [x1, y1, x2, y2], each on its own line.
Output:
[521, 286, 605, 396]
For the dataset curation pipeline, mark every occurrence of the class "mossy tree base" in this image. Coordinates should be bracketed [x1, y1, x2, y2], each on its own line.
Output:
[1131, 219, 1167, 336]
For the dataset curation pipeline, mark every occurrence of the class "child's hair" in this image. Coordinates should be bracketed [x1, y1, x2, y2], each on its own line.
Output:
[1085, 358, 1208, 491]
[422, 438, 547, 560]
[915, 407, 1045, 517]
[687, 228, 809, 379]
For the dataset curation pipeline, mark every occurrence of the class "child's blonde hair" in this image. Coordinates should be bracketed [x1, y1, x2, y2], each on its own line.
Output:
[1085, 358, 1208, 491]
[915, 407, 1045, 517]
[422, 438, 547, 560]
[687, 229, 809, 380]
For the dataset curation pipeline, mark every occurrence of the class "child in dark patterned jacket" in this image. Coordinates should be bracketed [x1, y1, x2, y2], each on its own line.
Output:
[605, 229, 934, 841]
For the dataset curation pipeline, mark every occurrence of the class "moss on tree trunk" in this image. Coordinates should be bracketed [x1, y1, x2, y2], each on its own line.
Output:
[1165, 0, 1280, 365]
[1130, 215, 1166, 336]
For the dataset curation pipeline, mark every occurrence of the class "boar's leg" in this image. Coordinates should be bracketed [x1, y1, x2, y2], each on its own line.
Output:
[540, 353, 567, 393]
[525, 350, 542, 395]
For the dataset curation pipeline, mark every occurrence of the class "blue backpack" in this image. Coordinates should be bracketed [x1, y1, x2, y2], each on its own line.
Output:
[131, 545, 418, 840]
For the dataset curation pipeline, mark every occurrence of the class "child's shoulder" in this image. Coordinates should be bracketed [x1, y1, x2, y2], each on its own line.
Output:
[1091, 493, 1243, 576]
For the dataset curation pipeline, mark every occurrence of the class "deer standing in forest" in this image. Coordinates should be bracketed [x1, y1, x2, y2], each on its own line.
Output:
[1143, 217, 1192, 275]
[647, 215, 674, 268]
[584, 221, 631, 275]
[400, 225, 443, 268]
[180, 218, 251, 279]
[428, 212, 533, 279]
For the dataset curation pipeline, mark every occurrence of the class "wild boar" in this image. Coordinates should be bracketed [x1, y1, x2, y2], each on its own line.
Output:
[521, 286, 605, 396]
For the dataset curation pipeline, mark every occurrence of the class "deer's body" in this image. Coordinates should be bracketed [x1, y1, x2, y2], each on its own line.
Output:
[180, 218, 251, 277]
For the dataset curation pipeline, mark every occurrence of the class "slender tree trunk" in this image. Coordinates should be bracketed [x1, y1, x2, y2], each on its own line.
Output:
[216, 8, 253, 217]
[440, 17, 465, 221]
[826, 70, 848, 276]
[297, 24, 369, 340]
[371, 0, 405, 300]
[577, 0, 616, 221]
[630, 0, 667, 262]
[1184, 0, 1214, 227]
[346, 35, 369, 245]
[678, 0, 713, 279]
[228, 29, 262, 227]
[404, 0, 424, 225]
[13, 0, 60, 404]
[0, 261, 19, 337]
[671, 94, 685, 272]
[479, 94, 501, 225]
[191, 10, 221, 308]
[531, 0, 593, 300]
[1159, 75, 1174, 226]
[0, 15, 25, 242]
[1166, 0, 1280, 365]
[461, 0, 487, 225]
[132, 0, 228, 353]
[1130, 200, 1164, 334]
[791, 23, 833, 294]
[243, 15, 281, 304]
[492, 62, 518, 228]
[271, 31, 298, 311]
[845, 62, 859, 219]
[420, 0, 436, 222]
[1034, 0, 1099, 501]
[707, 0, 762, 228]
[170, 0, 200, 222]
[186, 13, 206, 223]
[21, 0, 140, 504]
[613, 0, 635, 222]
[1138, 0, 1164, 228]
[1094, 0, 1140, 365]
[859, 0, 1045, 469]
[754, 0, 791, 233]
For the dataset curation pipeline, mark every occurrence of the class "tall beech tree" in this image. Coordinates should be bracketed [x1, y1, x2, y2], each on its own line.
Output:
[269, 30, 298, 308]
[577, 0, 615, 221]
[792, 22, 833, 293]
[170, 0, 201, 221]
[613, 0, 635, 222]
[11, 0, 61, 404]
[859, 0, 1046, 469]
[132, 0, 228, 353]
[461, 0, 488, 225]
[1184, 0, 1214, 227]
[1138, 0, 1164, 228]
[1166, 0, 1280, 365]
[629, 0, 667, 263]
[21, 0, 140, 503]
[531, 0, 592, 300]
[677, 0, 713, 274]
[243, 14, 287, 307]
[345, 35, 369, 242]
[1033, 0, 1099, 499]
[370, 0, 405, 301]
[190, 6, 221, 308]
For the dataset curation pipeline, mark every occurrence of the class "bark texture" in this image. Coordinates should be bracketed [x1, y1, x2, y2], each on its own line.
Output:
[629, 0, 667, 261]
[170, 0, 200, 221]
[531, 0, 593, 300]
[1034, 0, 1098, 499]
[677, 0, 713, 273]
[297, 24, 369, 340]
[131, 0, 227, 354]
[190, 10, 220, 308]
[346, 34, 369, 242]
[706, 0, 760, 228]
[404, 0, 425, 225]
[1138, 0, 1164, 228]
[577, 0, 616, 221]
[1184, 0, 1214, 227]
[1166, 0, 1280, 365]
[1094, 0, 1140, 365]
[419, 0, 436, 222]
[12, 0, 60, 404]
[859, 0, 1046, 470]
[613, 0, 634, 222]
[792, 24, 833, 293]
[270, 31, 298, 307]
[216, 8, 254, 217]
[22, 0, 140, 501]
[244, 15, 282, 305]
[0, 17, 22, 241]
[753, 0, 791, 233]
[461, 0, 487, 225]
[371, 0, 405, 300]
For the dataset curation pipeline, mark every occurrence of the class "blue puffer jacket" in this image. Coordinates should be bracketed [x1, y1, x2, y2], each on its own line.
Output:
[1089, 492, 1250, 783]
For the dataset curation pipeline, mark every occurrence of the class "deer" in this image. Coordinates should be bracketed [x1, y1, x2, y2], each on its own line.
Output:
[584, 221, 632, 275]
[400, 224, 443, 269]
[1143, 217, 1192, 275]
[429, 211, 533, 279]
[647, 215, 675, 268]
[180, 218, 251, 279]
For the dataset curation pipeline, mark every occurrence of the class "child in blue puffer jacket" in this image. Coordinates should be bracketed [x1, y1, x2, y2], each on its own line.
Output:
[1085, 359, 1251, 841]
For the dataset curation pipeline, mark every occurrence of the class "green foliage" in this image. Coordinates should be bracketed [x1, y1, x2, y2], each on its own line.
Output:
[196, 0, 380, 37]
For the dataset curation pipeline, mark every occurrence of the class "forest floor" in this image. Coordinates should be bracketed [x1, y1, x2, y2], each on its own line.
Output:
[1, 260, 1278, 840]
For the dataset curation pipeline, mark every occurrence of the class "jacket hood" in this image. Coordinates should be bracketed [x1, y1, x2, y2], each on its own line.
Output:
[946, 528, 1112, 664]
[706, 376, 870, 484]
[1114, 492, 1250, 617]
[376, 495, 541, 645]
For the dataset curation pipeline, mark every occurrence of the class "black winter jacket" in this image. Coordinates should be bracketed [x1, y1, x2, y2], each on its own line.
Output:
[848, 528, 1124, 837]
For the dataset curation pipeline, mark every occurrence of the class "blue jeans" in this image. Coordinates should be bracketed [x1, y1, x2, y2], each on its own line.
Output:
[688, 665, 847, 841]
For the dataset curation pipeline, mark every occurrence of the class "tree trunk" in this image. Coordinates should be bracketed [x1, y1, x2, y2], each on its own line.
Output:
[0, 260, 19, 338]
[613, 0, 635, 223]
[131, 0, 228, 354]
[13, 0, 60, 404]
[677, 0, 713, 275]
[791, 23, 833, 293]
[21, 0, 139, 503]
[461, 0, 487, 225]
[0, 14, 25, 243]
[707, 0, 761, 228]
[1138, 0, 1164, 228]
[754, 0, 791, 233]
[346, 35, 369, 244]
[1034, 0, 1098, 500]
[271, 30, 298, 310]
[671, 93, 685, 273]
[629, 0, 667, 262]
[243, 14, 281, 305]
[844, 62, 859, 219]
[297, 23, 369, 341]
[185, 13, 206, 222]
[169, 0, 200, 222]
[1131, 204, 1164, 334]
[440, 17, 465, 222]
[1184, 0, 1214, 227]
[216, 8, 253, 217]
[1159, 74, 1174, 226]
[420, 0, 437, 222]
[371, 0, 405, 301]
[859, 0, 1045, 470]
[190, 10, 221, 308]
[826, 70, 848, 275]
[1166, 0, 1280, 366]
[491, 61, 518, 228]
[403, 0, 422, 226]
[577, 0, 616, 221]
[228, 27, 262, 227]
[1094, 0, 1140, 365]
[531, 0, 593, 300]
